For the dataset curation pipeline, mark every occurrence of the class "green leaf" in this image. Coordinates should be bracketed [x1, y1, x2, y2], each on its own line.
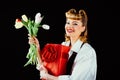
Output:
[24, 44, 38, 66]
[34, 23, 40, 28]
[32, 27, 38, 37]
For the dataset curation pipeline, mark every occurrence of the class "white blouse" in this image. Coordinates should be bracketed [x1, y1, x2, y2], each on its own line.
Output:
[58, 39, 97, 80]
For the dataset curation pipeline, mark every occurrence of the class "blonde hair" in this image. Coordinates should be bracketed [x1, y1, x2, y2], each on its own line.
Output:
[65, 8, 88, 43]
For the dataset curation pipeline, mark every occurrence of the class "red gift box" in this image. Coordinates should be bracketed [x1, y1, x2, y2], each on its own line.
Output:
[41, 43, 70, 76]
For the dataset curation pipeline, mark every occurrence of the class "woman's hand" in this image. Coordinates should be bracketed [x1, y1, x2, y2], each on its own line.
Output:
[39, 65, 48, 80]
[39, 65, 58, 80]
[28, 34, 40, 48]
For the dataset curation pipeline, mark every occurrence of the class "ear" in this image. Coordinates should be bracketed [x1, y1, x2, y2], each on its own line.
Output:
[81, 26, 85, 32]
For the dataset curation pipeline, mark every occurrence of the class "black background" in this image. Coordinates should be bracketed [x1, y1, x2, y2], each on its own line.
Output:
[0, 0, 119, 80]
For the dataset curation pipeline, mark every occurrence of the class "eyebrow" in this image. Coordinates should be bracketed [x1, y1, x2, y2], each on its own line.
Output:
[72, 21, 80, 23]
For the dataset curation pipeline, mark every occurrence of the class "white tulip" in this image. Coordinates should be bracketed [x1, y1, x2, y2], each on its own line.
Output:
[22, 15, 28, 22]
[42, 24, 50, 30]
[14, 19, 24, 29]
[35, 12, 43, 24]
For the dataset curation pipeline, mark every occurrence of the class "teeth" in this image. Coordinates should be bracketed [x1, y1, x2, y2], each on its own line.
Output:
[67, 29, 73, 33]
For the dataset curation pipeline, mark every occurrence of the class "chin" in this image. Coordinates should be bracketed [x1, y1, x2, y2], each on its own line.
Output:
[66, 33, 72, 36]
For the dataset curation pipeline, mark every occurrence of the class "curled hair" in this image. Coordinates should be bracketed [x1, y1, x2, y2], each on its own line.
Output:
[65, 9, 88, 43]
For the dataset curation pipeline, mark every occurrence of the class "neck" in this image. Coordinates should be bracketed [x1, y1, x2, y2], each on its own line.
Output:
[70, 36, 79, 46]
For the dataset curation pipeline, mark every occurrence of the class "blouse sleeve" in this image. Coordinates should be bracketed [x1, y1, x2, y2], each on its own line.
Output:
[61, 41, 70, 46]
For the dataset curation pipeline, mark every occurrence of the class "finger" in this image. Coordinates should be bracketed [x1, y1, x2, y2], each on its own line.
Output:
[28, 34, 31, 37]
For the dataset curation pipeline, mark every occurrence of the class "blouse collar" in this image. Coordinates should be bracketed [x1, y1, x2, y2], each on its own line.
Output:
[71, 39, 83, 53]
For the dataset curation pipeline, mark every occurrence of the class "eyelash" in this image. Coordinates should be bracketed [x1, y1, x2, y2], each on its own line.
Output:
[66, 22, 70, 24]
[66, 22, 78, 25]
[73, 23, 78, 25]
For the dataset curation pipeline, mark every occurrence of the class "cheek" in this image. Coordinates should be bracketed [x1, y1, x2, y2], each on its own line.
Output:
[74, 27, 82, 34]
[65, 25, 67, 31]
[77, 26, 83, 32]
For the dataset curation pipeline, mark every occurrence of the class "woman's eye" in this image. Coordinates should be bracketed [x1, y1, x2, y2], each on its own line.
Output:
[66, 22, 70, 24]
[73, 23, 78, 25]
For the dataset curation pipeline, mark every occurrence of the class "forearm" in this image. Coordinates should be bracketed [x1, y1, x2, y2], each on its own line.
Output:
[36, 45, 43, 67]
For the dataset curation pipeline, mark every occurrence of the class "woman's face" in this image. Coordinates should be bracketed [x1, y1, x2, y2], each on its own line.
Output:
[65, 19, 85, 38]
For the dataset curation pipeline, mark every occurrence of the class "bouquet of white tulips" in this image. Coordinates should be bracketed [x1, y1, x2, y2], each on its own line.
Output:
[14, 12, 50, 67]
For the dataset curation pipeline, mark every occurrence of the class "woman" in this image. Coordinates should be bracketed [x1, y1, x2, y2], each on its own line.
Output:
[29, 8, 97, 80]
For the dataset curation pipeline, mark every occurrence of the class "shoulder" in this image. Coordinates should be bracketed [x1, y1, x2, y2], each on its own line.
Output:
[83, 43, 95, 51]
[80, 43, 96, 58]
